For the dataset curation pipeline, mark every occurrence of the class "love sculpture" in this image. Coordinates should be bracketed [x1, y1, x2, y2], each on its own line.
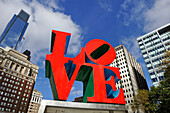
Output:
[45, 30, 125, 104]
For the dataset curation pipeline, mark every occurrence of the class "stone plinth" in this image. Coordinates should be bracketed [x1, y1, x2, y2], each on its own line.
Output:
[38, 100, 128, 113]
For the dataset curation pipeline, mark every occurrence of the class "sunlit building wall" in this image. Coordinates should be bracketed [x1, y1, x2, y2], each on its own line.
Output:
[27, 89, 42, 113]
[110, 44, 148, 113]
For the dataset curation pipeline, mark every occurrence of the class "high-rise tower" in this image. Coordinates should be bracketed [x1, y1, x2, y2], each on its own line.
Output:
[137, 23, 170, 86]
[0, 9, 30, 50]
[110, 44, 148, 113]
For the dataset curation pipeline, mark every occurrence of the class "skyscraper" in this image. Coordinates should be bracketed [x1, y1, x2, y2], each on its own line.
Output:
[137, 23, 170, 86]
[27, 89, 42, 113]
[0, 46, 39, 113]
[0, 9, 30, 50]
[110, 44, 148, 113]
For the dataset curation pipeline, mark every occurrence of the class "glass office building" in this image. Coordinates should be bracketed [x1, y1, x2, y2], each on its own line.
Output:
[0, 10, 30, 50]
[137, 23, 170, 86]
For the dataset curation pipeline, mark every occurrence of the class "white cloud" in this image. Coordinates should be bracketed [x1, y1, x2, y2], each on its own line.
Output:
[98, 0, 113, 12]
[143, 0, 170, 32]
[0, 0, 83, 64]
[71, 90, 82, 96]
[120, 36, 142, 60]
[71, 86, 76, 91]
[38, 0, 60, 10]
[118, 0, 170, 61]
[36, 78, 48, 86]
[119, 0, 170, 32]
[120, 0, 132, 10]
[118, 0, 148, 27]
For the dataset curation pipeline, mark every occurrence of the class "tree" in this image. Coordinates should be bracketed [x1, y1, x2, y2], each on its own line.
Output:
[147, 65, 170, 113]
[131, 89, 149, 112]
[131, 50, 170, 113]
[161, 50, 170, 68]
[131, 66, 170, 113]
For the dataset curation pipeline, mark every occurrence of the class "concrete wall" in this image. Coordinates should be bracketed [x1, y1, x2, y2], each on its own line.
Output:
[38, 100, 128, 113]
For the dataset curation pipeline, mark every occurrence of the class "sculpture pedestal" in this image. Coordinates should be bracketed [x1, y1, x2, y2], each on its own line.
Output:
[38, 100, 128, 113]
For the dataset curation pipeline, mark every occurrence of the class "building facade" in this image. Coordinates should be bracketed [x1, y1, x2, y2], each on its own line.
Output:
[137, 23, 170, 86]
[110, 44, 148, 112]
[0, 46, 39, 113]
[27, 89, 42, 113]
[0, 9, 29, 50]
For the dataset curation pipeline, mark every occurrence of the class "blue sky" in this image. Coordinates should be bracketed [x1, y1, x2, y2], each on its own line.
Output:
[0, 0, 170, 101]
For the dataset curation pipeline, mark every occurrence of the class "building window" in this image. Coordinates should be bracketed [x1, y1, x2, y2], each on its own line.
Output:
[9, 89, 11, 92]
[9, 62, 15, 70]
[1, 107, 4, 111]
[20, 67, 24, 73]
[130, 94, 132, 97]
[25, 68, 28, 74]
[4, 93, 7, 96]
[0, 59, 2, 63]
[5, 60, 10, 67]
[3, 102, 6, 106]
[15, 65, 19, 71]
[6, 103, 10, 107]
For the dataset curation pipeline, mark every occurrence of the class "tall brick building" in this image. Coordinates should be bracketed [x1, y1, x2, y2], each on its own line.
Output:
[0, 46, 39, 113]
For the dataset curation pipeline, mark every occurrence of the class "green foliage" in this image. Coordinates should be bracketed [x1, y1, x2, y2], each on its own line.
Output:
[131, 89, 149, 112]
[131, 65, 170, 113]
[147, 65, 170, 113]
